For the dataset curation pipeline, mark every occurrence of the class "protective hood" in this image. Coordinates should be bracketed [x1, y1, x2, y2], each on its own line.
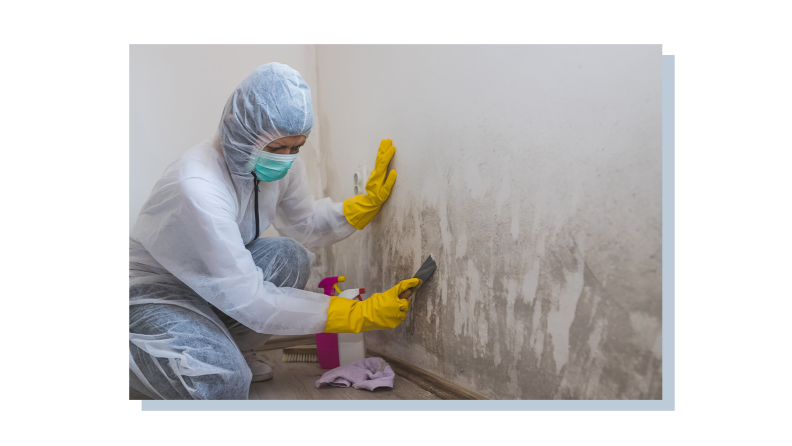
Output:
[218, 63, 314, 225]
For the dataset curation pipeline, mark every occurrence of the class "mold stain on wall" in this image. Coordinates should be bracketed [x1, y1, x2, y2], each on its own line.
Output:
[323, 147, 661, 400]
[314, 45, 662, 400]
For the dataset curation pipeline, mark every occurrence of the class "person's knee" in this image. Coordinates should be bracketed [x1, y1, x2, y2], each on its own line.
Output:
[281, 237, 311, 276]
[214, 357, 252, 399]
[186, 348, 252, 400]
[247, 237, 311, 289]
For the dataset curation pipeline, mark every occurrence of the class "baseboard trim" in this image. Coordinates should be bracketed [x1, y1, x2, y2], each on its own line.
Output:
[367, 348, 487, 400]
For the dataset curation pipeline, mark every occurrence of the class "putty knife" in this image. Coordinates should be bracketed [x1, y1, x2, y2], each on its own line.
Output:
[399, 255, 437, 300]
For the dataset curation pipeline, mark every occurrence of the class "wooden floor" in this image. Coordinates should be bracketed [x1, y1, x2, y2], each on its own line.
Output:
[248, 348, 440, 400]
[129, 346, 441, 401]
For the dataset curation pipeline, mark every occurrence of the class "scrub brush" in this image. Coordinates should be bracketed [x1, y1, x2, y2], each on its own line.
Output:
[282, 344, 318, 363]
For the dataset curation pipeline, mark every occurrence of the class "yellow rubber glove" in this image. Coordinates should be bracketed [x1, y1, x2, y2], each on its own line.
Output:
[324, 278, 421, 333]
[342, 139, 397, 230]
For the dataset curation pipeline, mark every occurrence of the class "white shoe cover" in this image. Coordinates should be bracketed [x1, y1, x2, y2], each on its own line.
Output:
[242, 350, 274, 382]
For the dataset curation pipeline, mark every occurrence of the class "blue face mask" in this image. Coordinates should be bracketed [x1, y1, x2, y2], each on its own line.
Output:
[252, 151, 298, 182]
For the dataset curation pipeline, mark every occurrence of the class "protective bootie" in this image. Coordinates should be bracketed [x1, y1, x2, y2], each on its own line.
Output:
[242, 350, 274, 382]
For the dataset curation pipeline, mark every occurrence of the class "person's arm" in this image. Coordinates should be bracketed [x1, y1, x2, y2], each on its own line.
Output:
[273, 157, 356, 249]
[275, 139, 398, 248]
[134, 174, 332, 335]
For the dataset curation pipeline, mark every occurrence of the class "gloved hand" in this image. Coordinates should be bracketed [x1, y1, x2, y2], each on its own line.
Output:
[342, 139, 397, 230]
[324, 278, 421, 333]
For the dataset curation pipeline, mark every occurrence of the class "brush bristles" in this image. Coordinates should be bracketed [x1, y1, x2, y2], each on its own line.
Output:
[282, 352, 318, 363]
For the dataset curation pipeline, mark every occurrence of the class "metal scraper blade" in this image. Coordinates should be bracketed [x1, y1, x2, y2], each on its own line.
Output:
[413, 255, 437, 285]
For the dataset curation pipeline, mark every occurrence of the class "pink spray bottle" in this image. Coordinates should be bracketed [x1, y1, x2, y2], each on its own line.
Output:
[316, 276, 365, 369]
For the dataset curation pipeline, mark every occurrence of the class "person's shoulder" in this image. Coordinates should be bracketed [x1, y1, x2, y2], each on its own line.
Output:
[171, 138, 225, 172]
[160, 140, 231, 185]
[153, 141, 235, 200]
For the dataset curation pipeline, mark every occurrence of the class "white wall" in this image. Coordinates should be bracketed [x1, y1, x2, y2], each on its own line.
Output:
[129, 45, 323, 230]
[316, 45, 662, 399]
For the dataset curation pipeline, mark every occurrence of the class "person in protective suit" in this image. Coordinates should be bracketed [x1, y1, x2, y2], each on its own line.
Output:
[129, 63, 419, 400]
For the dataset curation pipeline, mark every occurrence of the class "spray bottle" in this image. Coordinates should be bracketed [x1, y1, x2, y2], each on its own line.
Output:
[315, 276, 367, 369]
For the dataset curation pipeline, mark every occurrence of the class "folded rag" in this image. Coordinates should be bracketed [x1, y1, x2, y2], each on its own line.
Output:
[315, 357, 395, 391]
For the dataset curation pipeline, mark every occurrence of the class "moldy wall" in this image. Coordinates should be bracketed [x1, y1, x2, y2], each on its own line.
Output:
[315, 45, 662, 399]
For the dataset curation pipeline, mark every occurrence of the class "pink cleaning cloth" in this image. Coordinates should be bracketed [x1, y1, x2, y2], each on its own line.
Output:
[315, 357, 395, 391]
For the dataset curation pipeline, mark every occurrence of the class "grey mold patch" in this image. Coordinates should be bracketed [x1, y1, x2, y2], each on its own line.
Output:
[327, 173, 661, 399]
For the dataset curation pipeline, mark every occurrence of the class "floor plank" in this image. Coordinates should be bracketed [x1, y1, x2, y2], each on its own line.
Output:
[251, 349, 441, 400]
[129, 389, 153, 400]
[248, 383, 262, 400]
[390, 375, 443, 400]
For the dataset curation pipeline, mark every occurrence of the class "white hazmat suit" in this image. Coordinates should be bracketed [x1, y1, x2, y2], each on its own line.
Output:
[129, 63, 356, 399]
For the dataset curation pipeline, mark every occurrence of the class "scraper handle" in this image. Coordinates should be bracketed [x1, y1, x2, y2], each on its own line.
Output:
[398, 288, 414, 300]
